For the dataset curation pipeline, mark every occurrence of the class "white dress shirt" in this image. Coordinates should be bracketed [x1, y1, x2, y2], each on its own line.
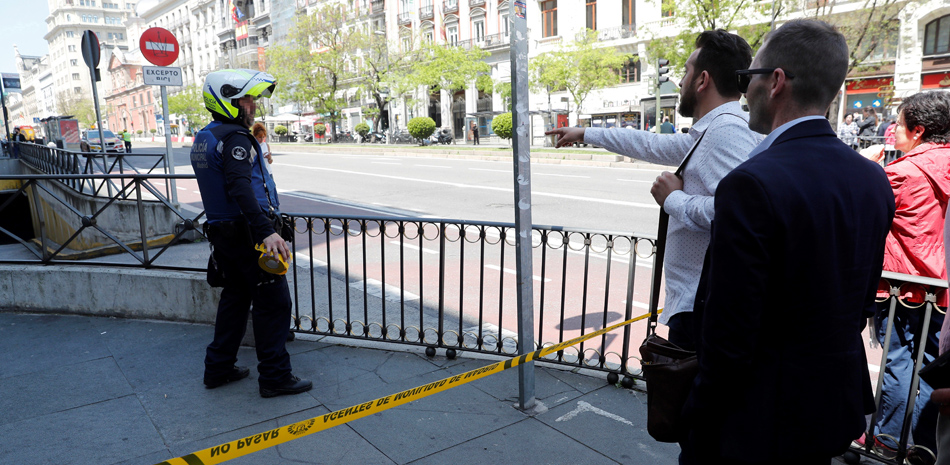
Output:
[584, 101, 763, 324]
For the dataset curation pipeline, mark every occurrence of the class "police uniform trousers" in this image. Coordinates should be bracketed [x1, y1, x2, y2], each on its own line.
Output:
[204, 220, 293, 386]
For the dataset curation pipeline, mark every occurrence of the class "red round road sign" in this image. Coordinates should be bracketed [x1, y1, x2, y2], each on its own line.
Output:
[139, 27, 179, 67]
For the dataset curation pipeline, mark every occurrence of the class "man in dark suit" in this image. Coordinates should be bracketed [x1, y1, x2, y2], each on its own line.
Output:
[680, 20, 896, 464]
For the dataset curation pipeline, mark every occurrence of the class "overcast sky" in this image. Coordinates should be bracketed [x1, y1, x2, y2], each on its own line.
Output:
[1, 0, 52, 74]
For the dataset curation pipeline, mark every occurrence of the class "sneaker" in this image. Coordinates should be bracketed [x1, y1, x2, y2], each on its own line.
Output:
[204, 366, 250, 389]
[260, 375, 313, 398]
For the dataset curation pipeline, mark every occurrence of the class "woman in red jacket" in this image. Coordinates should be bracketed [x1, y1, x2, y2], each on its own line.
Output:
[873, 91, 950, 461]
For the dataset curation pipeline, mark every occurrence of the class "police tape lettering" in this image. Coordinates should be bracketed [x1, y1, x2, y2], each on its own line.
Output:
[157, 310, 658, 465]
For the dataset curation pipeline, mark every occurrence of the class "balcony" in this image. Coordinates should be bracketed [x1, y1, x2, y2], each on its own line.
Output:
[371, 0, 385, 16]
[397, 12, 411, 25]
[443, 0, 458, 14]
[592, 24, 636, 41]
[469, 0, 485, 6]
[481, 32, 509, 50]
[419, 5, 434, 20]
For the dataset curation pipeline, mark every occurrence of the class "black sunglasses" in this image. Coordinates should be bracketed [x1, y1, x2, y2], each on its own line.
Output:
[735, 68, 796, 94]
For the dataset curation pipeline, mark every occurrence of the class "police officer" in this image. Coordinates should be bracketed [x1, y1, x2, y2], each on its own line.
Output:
[191, 69, 311, 398]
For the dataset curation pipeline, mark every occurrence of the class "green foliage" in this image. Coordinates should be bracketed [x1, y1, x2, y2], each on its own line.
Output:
[274, 125, 288, 136]
[492, 113, 513, 140]
[56, 91, 95, 128]
[529, 29, 630, 123]
[149, 128, 157, 134]
[409, 41, 491, 93]
[267, 4, 355, 138]
[645, 0, 778, 73]
[350, 26, 417, 132]
[168, 85, 210, 130]
[802, 2, 904, 74]
[354, 122, 370, 137]
[495, 82, 512, 111]
[314, 123, 326, 135]
[408, 117, 436, 141]
[136, 129, 143, 134]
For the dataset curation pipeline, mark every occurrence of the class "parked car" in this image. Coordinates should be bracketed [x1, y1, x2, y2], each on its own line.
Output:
[80, 129, 124, 153]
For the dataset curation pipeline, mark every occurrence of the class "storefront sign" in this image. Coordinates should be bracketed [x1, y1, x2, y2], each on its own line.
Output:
[921, 72, 950, 89]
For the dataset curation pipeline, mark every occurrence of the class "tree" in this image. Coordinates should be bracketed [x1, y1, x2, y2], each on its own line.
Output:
[56, 91, 95, 128]
[167, 85, 209, 132]
[646, 0, 782, 72]
[408, 41, 491, 133]
[530, 29, 631, 125]
[351, 28, 418, 132]
[803, 0, 905, 74]
[268, 4, 356, 140]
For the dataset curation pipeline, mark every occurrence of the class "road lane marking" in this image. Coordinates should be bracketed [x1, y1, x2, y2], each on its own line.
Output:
[279, 163, 660, 210]
[372, 162, 401, 165]
[176, 186, 187, 190]
[415, 164, 452, 169]
[350, 278, 420, 302]
[617, 179, 653, 183]
[620, 300, 651, 309]
[484, 264, 551, 282]
[556, 401, 635, 426]
[389, 241, 439, 255]
[469, 168, 509, 173]
[535, 173, 589, 178]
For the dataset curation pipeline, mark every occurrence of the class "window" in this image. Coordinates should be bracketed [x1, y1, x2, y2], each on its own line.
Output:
[133, 96, 137, 106]
[127, 3, 136, 10]
[424, 28, 433, 42]
[66, 31, 75, 38]
[586, 0, 596, 30]
[622, 0, 634, 26]
[448, 24, 458, 46]
[74, 87, 82, 94]
[72, 73, 80, 80]
[541, 1, 557, 38]
[501, 13, 509, 36]
[68, 45, 77, 52]
[621, 57, 640, 83]
[474, 19, 485, 42]
[924, 14, 950, 56]
[79, 0, 96, 6]
[661, 0, 674, 18]
[106, 17, 123, 25]
[70, 59, 78, 66]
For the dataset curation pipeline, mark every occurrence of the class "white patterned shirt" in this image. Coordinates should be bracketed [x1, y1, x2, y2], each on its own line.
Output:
[584, 101, 763, 324]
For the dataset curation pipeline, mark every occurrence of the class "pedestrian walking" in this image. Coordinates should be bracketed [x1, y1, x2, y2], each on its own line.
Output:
[191, 68, 311, 398]
[869, 91, 950, 462]
[472, 122, 479, 145]
[660, 117, 675, 134]
[546, 30, 761, 352]
[680, 20, 895, 464]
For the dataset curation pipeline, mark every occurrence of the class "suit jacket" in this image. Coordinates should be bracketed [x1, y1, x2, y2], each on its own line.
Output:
[682, 119, 895, 462]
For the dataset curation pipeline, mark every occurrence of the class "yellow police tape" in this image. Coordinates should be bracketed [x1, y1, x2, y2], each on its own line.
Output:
[157, 310, 657, 465]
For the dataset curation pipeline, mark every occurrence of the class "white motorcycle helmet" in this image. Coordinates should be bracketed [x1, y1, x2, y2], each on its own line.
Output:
[202, 69, 276, 121]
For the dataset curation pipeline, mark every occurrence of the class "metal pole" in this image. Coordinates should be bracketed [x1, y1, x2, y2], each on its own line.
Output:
[160, 86, 179, 207]
[655, 59, 662, 134]
[509, 0, 536, 411]
[87, 61, 110, 197]
[0, 77, 10, 143]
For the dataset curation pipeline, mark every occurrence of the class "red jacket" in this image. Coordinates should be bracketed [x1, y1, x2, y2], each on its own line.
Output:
[880, 142, 950, 304]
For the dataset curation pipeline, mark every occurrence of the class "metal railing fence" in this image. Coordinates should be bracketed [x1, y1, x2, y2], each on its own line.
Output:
[17, 142, 172, 200]
[282, 213, 659, 379]
[851, 271, 948, 464]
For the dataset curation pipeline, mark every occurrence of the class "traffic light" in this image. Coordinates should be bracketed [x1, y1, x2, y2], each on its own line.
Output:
[657, 58, 670, 83]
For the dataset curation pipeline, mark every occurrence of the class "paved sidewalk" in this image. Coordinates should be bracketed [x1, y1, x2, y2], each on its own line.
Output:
[0, 312, 680, 465]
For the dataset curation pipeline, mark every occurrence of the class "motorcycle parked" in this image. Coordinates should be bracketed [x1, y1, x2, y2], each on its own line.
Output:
[436, 128, 453, 145]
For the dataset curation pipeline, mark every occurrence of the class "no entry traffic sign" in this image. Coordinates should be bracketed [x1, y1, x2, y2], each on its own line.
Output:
[139, 27, 179, 67]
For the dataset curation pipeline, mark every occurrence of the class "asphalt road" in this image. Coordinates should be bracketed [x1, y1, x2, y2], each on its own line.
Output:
[130, 144, 668, 236]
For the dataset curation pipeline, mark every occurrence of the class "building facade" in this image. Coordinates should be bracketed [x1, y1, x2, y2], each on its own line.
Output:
[104, 49, 158, 136]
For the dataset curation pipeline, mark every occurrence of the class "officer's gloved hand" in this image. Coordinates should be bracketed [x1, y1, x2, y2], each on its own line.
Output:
[263, 233, 290, 261]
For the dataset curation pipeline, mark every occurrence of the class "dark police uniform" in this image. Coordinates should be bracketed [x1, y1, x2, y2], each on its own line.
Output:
[191, 120, 292, 388]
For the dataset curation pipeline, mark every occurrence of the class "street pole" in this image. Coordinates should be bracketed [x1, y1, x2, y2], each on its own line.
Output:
[160, 86, 179, 207]
[509, 0, 536, 411]
[83, 36, 111, 197]
[0, 77, 10, 143]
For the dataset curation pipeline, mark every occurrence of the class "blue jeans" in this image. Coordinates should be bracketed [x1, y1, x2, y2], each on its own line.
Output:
[874, 300, 943, 451]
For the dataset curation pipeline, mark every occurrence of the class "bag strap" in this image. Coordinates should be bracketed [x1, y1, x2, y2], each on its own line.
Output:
[217, 129, 275, 214]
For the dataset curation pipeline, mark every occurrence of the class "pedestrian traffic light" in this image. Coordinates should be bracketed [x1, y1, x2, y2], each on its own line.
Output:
[657, 59, 670, 83]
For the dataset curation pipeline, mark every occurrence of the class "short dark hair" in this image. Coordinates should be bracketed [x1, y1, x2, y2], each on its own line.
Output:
[759, 20, 848, 111]
[694, 30, 753, 99]
[899, 91, 950, 144]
